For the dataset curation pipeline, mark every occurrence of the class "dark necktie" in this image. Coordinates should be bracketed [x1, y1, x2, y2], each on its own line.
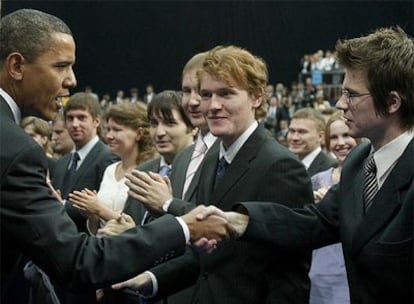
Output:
[363, 153, 378, 212]
[214, 157, 228, 190]
[141, 165, 171, 225]
[62, 152, 80, 198]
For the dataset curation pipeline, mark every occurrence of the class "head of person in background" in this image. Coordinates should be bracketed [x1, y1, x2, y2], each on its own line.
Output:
[51, 111, 74, 159]
[0, 9, 76, 121]
[105, 102, 157, 166]
[312, 111, 361, 202]
[325, 111, 361, 167]
[64, 92, 102, 150]
[198, 45, 267, 148]
[148, 90, 196, 164]
[287, 107, 326, 160]
[181, 52, 209, 135]
[335, 27, 414, 150]
[21, 116, 53, 158]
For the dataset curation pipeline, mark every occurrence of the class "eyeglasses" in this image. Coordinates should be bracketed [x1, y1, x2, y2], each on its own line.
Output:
[341, 89, 371, 104]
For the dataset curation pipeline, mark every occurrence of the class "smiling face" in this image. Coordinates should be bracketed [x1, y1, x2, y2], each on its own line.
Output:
[287, 118, 324, 159]
[19, 32, 77, 121]
[328, 119, 357, 164]
[149, 108, 194, 161]
[181, 68, 207, 131]
[199, 73, 259, 148]
[105, 118, 140, 158]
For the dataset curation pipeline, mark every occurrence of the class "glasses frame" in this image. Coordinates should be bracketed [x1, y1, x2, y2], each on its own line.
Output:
[341, 89, 371, 104]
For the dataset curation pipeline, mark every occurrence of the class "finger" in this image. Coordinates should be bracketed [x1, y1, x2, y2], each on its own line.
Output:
[148, 171, 164, 182]
[112, 279, 133, 290]
[72, 204, 86, 211]
[120, 213, 135, 224]
[130, 170, 152, 184]
[196, 205, 226, 220]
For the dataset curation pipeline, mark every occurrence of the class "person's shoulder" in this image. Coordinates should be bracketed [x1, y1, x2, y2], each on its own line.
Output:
[137, 157, 160, 172]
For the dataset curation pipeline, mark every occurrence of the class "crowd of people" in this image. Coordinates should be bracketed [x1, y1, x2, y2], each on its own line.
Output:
[0, 8, 412, 304]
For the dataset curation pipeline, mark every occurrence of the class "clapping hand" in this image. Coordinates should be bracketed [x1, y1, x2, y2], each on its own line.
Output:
[125, 170, 172, 214]
[69, 188, 100, 214]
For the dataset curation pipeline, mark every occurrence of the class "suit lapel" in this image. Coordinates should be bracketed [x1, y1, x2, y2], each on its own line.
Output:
[211, 127, 265, 206]
[171, 146, 194, 199]
[0, 97, 15, 121]
[351, 139, 414, 256]
[71, 141, 103, 189]
[184, 140, 220, 201]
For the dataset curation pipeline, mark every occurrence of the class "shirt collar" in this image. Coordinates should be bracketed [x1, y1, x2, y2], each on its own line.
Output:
[0, 88, 22, 124]
[74, 135, 100, 162]
[201, 132, 217, 150]
[373, 130, 414, 180]
[301, 146, 322, 169]
[219, 121, 258, 164]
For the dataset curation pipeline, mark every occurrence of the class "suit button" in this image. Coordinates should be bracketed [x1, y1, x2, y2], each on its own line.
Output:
[202, 272, 208, 279]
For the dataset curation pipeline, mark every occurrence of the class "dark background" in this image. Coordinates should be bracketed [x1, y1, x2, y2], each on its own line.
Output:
[2, 0, 413, 98]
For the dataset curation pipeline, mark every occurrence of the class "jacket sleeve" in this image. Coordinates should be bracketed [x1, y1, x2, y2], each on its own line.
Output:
[1, 141, 186, 292]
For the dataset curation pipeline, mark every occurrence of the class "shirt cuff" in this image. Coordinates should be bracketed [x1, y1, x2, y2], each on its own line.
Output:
[162, 198, 173, 212]
[176, 216, 190, 244]
[144, 271, 158, 298]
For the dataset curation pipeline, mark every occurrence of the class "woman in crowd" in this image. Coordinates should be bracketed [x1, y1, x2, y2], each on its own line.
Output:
[309, 111, 360, 304]
[69, 102, 157, 234]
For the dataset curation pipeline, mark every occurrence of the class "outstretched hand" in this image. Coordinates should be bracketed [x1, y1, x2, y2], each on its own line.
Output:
[112, 271, 153, 297]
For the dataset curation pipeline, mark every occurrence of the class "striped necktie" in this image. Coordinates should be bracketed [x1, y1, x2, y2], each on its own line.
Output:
[363, 153, 378, 212]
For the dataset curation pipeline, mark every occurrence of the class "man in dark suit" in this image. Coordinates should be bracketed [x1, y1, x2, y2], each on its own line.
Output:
[199, 27, 414, 304]
[287, 107, 337, 177]
[0, 9, 230, 303]
[123, 90, 195, 225]
[115, 46, 314, 303]
[52, 92, 117, 234]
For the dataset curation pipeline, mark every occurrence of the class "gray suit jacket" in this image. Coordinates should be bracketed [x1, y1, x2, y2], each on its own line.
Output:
[240, 141, 413, 304]
[0, 98, 186, 301]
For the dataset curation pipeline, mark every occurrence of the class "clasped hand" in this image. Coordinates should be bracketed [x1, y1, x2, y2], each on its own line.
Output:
[110, 205, 249, 294]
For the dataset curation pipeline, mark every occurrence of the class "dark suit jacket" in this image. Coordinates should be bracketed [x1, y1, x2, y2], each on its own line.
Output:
[52, 139, 117, 232]
[307, 150, 337, 177]
[123, 158, 161, 225]
[152, 124, 314, 304]
[0, 98, 186, 302]
[170, 139, 220, 202]
[240, 141, 413, 304]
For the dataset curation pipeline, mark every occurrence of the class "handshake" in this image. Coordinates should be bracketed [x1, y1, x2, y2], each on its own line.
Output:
[110, 205, 249, 296]
[179, 205, 249, 246]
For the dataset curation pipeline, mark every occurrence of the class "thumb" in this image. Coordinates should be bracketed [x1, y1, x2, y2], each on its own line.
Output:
[120, 213, 135, 225]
